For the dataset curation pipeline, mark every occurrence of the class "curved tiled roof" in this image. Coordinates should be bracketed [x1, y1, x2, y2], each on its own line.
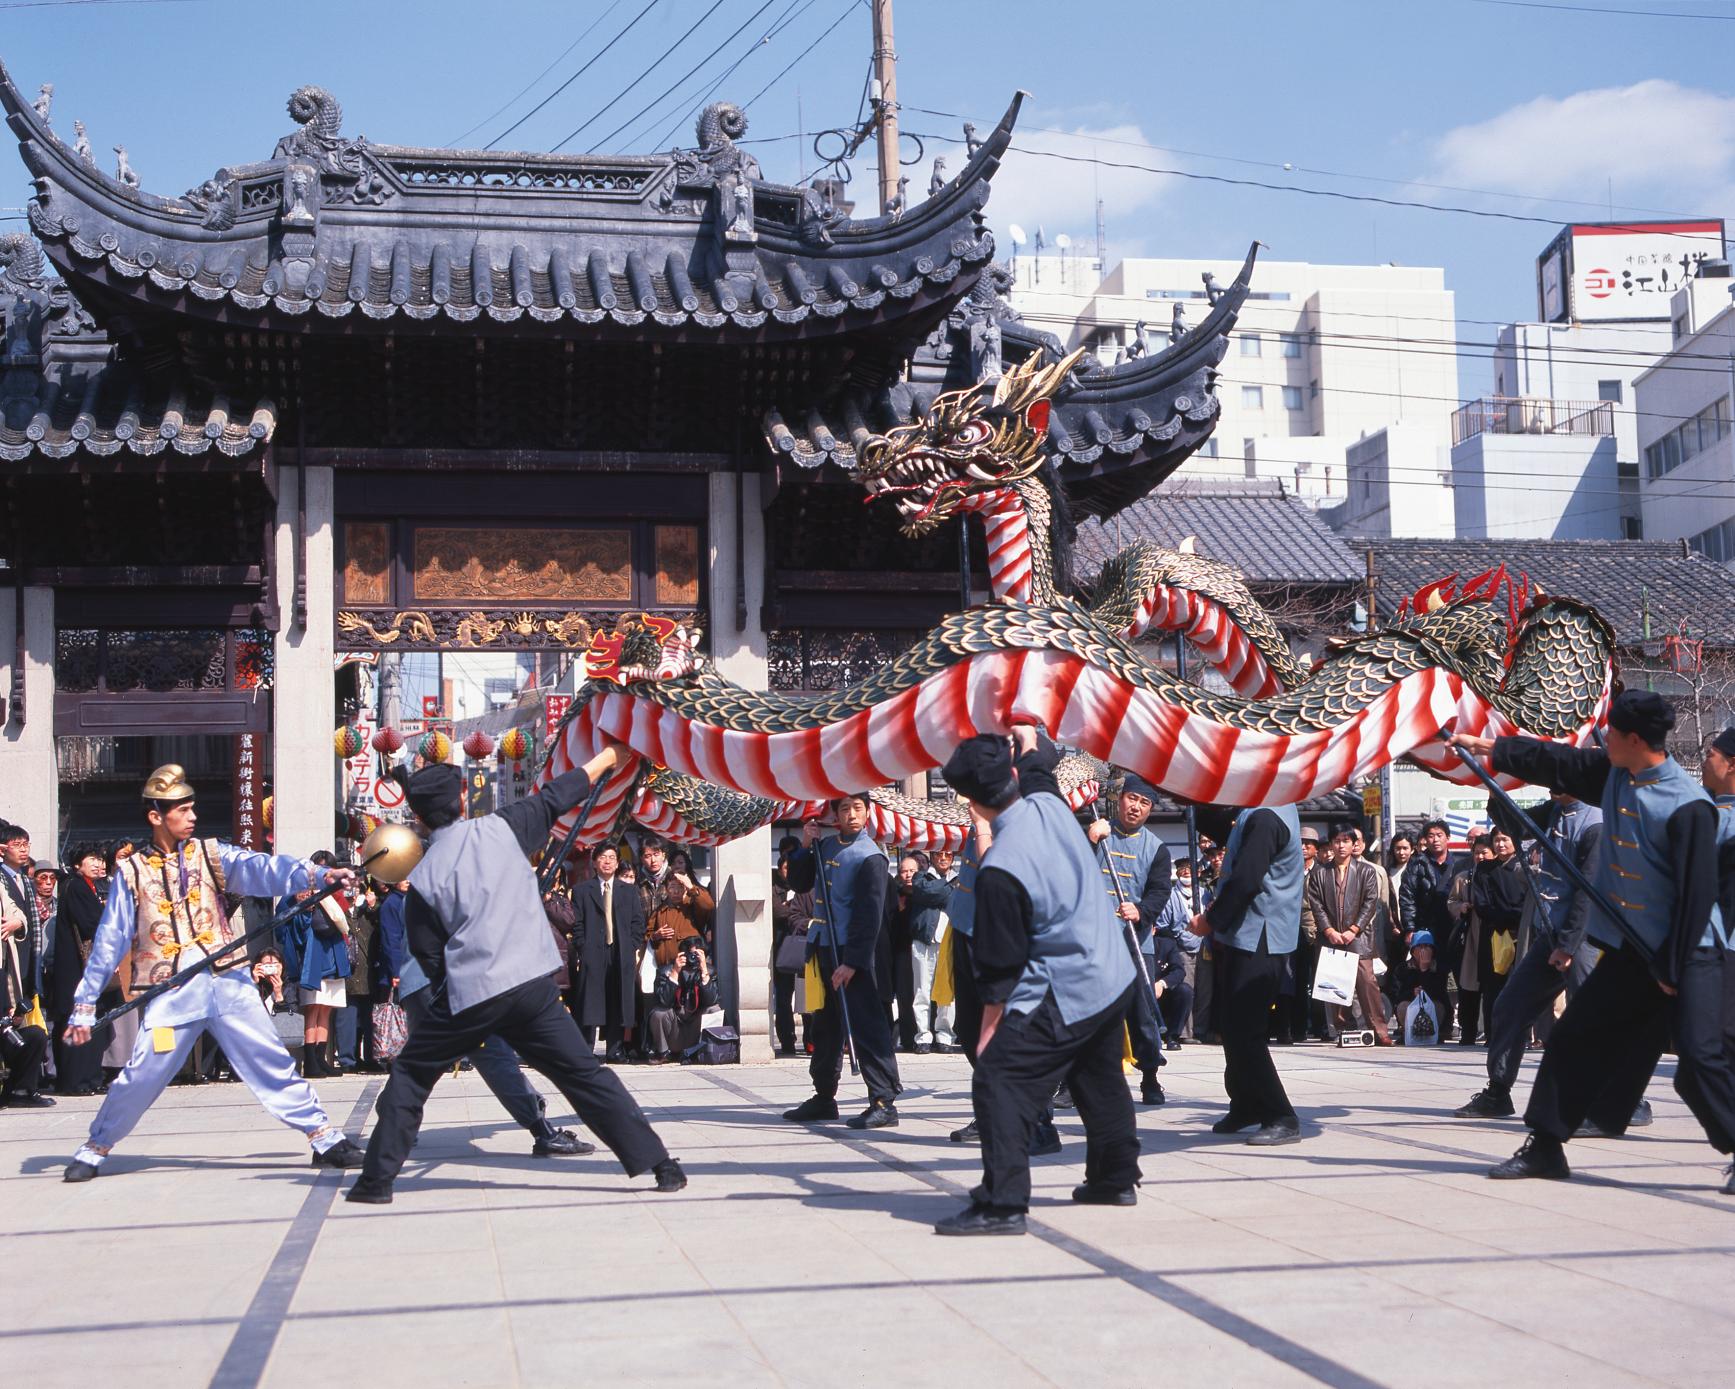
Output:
[0, 360, 274, 462]
[764, 246, 1256, 520]
[1, 62, 1017, 340]
[1364, 538, 1735, 649]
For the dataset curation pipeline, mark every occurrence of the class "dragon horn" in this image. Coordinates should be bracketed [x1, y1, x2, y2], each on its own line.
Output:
[991, 346, 1089, 412]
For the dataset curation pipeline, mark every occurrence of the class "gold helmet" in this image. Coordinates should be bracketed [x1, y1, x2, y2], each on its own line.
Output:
[142, 764, 196, 805]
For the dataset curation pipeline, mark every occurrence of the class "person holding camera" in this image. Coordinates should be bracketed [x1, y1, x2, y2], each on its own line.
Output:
[2, 881, 50, 1107]
[645, 940, 719, 1062]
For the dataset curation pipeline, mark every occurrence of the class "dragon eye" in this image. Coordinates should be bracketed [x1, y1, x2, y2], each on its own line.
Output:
[953, 420, 992, 446]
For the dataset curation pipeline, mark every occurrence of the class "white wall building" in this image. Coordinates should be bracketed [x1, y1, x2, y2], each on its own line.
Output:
[1008, 254, 1459, 516]
[1634, 269, 1735, 554]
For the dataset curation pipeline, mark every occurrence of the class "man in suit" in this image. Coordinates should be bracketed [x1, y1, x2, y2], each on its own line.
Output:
[346, 743, 683, 1205]
[571, 843, 645, 1060]
[1305, 822, 1393, 1045]
[0, 824, 43, 992]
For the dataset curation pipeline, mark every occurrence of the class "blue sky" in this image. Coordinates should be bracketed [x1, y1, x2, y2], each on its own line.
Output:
[3, 0, 1733, 389]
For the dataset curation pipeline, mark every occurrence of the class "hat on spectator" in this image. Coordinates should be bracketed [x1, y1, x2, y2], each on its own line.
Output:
[1299, 826, 1321, 843]
[1711, 726, 1735, 759]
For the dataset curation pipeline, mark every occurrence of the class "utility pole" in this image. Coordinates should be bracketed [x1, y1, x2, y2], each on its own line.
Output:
[871, 0, 899, 214]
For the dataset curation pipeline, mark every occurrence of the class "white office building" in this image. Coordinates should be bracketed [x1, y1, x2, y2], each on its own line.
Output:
[1634, 266, 1735, 556]
[1008, 254, 1459, 517]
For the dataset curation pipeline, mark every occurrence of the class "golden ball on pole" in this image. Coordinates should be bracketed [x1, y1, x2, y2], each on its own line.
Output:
[359, 821, 424, 883]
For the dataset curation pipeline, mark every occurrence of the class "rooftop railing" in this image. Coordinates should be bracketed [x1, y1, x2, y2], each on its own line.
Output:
[1452, 396, 1615, 446]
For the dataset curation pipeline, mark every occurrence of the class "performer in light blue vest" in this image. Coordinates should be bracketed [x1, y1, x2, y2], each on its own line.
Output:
[1455, 688, 1735, 1189]
[1686, 727, 1735, 1194]
[345, 742, 682, 1206]
[933, 726, 1140, 1237]
[1087, 770, 1172, 1105]
[1191, 800, 1305, 1146]
[782, 792, 903, 1129]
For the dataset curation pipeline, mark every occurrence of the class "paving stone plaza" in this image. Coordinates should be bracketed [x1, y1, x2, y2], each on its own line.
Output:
[4, 1044, 1729, 1389]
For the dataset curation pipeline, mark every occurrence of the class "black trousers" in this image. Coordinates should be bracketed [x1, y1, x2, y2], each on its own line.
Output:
[772, 970, 800, 1053]
[973, 985, 1140, 1212]
[1280, 937, 1316, 1040]
[1673, 945, 1735, 1154]
[1, 1022, 46, 1096]
[879, 935, 917, 1050]
[1524, 945, 1671, 1143]
[808, 963, 902, 1106]
[1488, 935, 1569, 1093]
[1219, 941, 1297, 1125]
[1156, 981, 1194, 1041]
[361, 976, 668, 1185]
[53, 1019, 106, 1093]
[952, 932, 982, 1064]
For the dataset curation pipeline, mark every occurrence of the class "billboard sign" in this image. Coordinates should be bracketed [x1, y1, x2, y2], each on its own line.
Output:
[1538, 220, 1726, 323]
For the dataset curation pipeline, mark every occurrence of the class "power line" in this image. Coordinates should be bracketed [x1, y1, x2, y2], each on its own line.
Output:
[617, 0, 811, 151]
[1461, 0, 1735, 18]
[583, 0, 782, 155]
[902, 104, 1705, 223]
[1219, 373, 1729, 427]
[621, 0, 815, 152]
[484, 0, 662, 152]
[914, 133, 1731, 235]
[552, 0, 733, 155]
[742, 0, 864, 112]
[446, 0, 626, 148]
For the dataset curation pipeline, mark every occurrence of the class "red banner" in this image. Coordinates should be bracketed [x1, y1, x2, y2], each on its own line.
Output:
[545, 694, 572, 735]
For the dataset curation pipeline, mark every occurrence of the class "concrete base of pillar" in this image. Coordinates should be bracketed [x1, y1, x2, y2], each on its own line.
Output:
[0, 587, 59, 845]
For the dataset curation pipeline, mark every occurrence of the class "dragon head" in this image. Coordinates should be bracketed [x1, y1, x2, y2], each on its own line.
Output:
[856, 348, 1086, 535]
[584, 614, 706, 685]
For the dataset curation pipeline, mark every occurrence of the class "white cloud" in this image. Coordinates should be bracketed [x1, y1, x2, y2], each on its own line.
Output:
[1431, 80, 1735, 211]
[946, 122, 1174, 258]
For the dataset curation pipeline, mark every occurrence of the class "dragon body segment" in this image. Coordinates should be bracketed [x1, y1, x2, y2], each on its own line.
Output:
[541, 353, 1617, 847]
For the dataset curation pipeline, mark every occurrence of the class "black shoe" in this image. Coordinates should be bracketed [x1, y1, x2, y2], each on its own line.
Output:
[1053, 1084, 1075, 1110]
[653, 1158, 687, 1192]
[1723, 1162, 1734, 1196]
[1628, 1100, 1653, 1128]
[311, 1138, 366, 1169]
[1211, 1112, 1258, 1134]
[783, 1096, 840, 1123]
[532, 1128, 596, 1158]
[1247, 1119, 1302, 1146]
[1140, 1079, 1167, 1106]
[1028, 1123, 1061, 1157]
[62, 1159, 99, 1183]
[1574, 1118, 1621, 1138]
[1165, 1036, 1184, 1049]
[2, 1092, 54, 1108]
[949, 1120, 980, 1144]
[344, 1177, 394, 1205]
[1272, 1033, 1294, 1046]
[1454, 1086, 1515, 1119]
[1489, 1133, 1570, 1181]
[914, 1042, 931, 1055]
[846, 1100, 899, 1130]
[1071, 1182, 1137, 1206]
[935, 1205, 1026, 1237]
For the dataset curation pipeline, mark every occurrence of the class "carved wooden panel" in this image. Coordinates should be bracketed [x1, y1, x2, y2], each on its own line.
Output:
[654, 524, 701, 605]
[411, 526, 632, 603]
[342, 522, 391, 605]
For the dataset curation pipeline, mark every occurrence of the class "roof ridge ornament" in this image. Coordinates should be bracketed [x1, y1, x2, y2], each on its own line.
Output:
[272, 85, 389, 208]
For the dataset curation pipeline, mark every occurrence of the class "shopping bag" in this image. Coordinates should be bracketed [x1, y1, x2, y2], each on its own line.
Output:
[931, 924, 956, 1007]
[1311, 947, 1359, 1007]
[637, 946, 657, 993]
[803, 953, 826, 1012]
[371, 998, 408, 1061]
[1404, 991, 1440, 1047]
[773, 930, 808, 975]
[1490, 929, 1517, 977]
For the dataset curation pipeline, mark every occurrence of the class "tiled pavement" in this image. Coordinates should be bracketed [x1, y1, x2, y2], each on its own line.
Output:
[3, 1042, 1730, 1388]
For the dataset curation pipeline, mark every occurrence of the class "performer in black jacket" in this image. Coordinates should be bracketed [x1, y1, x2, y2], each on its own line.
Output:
[1453, 690, 1735, 1186]
[346, 741, 683, 1205]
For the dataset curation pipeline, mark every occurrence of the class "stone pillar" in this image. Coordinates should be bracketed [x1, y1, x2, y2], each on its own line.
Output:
[0, 587, 59, 844]
[707, 469, 774, 1063]
[272, 465, 336, 858]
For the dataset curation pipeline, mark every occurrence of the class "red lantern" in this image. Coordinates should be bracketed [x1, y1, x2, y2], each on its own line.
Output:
[371, 727, 404, 755]
[419, 730, 452, 764]
[463, 730, 495, 760]
[499, 727, 529, 762]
